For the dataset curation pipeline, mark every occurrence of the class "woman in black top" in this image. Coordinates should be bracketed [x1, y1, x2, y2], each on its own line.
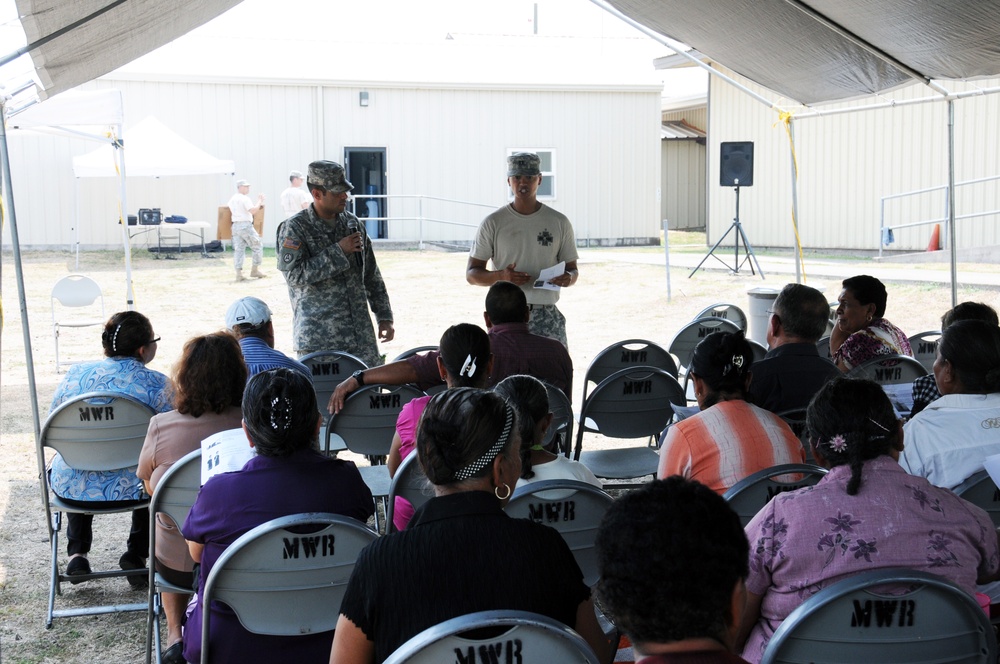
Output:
[330, 388, 609, 663]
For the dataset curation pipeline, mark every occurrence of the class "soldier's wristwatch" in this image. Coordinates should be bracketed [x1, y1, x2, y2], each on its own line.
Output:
[351, 369, 365, 386]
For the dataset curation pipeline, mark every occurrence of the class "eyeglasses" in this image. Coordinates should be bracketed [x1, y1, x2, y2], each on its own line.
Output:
[148, 337, 160, 344]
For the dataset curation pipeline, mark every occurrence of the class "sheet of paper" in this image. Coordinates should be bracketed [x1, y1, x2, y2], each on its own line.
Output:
[200, 428, 255, 485]
[532, 261, 566, 291]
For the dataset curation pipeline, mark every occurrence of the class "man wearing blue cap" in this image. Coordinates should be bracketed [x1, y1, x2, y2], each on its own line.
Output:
[275, 160, 394, 367]
[466, 152, 579, 347]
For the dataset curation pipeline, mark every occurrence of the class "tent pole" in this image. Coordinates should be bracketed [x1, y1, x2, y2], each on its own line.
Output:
[115, 125, 135, 309]
[947, 100, 957, 308]
[0, 101, 44, 447]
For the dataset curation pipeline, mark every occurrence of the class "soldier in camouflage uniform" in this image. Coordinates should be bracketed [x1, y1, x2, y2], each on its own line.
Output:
[276, 160, 394, 367]
[466, 152, 579, 348]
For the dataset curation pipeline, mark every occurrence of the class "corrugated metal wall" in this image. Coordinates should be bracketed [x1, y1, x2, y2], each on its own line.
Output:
[708, 67, 1000, 252]
[661, 140, 706, 230]
[4, 78, 662, 249]
[662, 108, 707, 132]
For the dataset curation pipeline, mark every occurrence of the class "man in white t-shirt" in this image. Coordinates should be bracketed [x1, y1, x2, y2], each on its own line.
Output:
[466, 152, 579, 347]
[280, 170, 311, 219]
[227, 179, 266, 281]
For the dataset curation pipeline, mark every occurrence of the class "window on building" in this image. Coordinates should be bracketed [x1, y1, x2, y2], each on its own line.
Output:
[507, 148, 555, 200]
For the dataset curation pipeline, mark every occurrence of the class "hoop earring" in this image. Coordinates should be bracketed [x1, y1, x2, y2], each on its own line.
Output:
[494, 483, 512, 501]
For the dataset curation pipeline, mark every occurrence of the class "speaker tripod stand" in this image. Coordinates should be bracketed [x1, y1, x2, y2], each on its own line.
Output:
[689, 184, 765, 279]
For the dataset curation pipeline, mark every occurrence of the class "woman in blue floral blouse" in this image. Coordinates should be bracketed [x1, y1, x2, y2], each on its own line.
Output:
[48, 310, 172, 583]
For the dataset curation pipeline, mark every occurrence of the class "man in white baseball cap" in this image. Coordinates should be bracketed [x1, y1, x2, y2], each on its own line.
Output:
[225, 296, 311, 380]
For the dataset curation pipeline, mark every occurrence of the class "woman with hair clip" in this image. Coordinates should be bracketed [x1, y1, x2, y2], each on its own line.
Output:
[901, 319, 1000, 489]
[386, 322, 492, 531]
[182, 368, 374, 664]
[136, 332, 247, 664]
[331, 388, 611, 664]
[492, 374, 600, 491]
[657, 331, 803, 494]
[736, 377, 1000, 664]
[48, 310, 172, 584]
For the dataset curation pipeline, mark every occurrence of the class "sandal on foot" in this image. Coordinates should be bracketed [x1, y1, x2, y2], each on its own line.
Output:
[162, 641, 185, 664]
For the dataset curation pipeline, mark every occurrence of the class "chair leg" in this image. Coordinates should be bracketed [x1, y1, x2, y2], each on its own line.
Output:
[47, 511, 61, 629]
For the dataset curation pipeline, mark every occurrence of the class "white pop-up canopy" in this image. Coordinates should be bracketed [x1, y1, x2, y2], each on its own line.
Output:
[73, 116, 235, 178]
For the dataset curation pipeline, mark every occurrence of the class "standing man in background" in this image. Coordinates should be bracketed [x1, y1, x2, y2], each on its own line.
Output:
[276, 160, 394, 367]
[466, 152, 579, 347]
[228, 179, 266, 281]
[280, 170, 311, 218]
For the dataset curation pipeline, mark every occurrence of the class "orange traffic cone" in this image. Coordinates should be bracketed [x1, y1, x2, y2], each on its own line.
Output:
[927, 223, 941, 252]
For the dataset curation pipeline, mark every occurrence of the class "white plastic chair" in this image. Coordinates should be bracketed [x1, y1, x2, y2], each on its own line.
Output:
[383, 610, 600, 664]
[199, 512, 378, 664]
[36, 391, 155, 628]
[51, 274, 105, 372]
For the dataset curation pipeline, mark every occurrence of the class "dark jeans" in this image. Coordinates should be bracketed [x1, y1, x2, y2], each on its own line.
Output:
[63, 501, 149, 558]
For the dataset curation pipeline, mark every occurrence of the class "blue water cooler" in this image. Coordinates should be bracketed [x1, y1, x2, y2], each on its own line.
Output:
[365, 184, 379, 237]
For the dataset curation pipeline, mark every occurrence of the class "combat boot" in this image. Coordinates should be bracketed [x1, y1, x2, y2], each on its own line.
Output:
[250, 266, 267, 279]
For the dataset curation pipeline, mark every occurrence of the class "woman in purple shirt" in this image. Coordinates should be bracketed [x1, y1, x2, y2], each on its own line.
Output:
[182, 368, 374, 664]
[737, 377, 1000, 663]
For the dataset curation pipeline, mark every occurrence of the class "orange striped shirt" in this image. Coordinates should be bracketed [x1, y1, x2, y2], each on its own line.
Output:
[657, 400, 805, 494]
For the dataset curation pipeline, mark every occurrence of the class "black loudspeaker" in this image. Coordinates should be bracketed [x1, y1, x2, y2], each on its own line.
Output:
[720, 141, 754, 187]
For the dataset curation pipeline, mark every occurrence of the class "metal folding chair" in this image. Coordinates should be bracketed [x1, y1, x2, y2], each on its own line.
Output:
[908, 330, 942, 372]
[298, 350, 368, 453]
[847, 354, 927, 385]
[694, 302, 748, 332]
[722, 463, 828, 526]
[37, 391, 155, 627]
[543, 382, 574, 457]
[955, 470, 1000, 528]
[326, 383, 425, 532]
[200, 512, 378, 664]
[580, 338, 678, 405]
[383, 610, 600, 664]
[385, 453, 434, 534]
[760, 568, 995, 664]
[145, 449, 201, 664]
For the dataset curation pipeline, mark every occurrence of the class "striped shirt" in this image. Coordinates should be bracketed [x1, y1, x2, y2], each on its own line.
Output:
[238, 336, 312, 381]
[657, 399, 805, 494]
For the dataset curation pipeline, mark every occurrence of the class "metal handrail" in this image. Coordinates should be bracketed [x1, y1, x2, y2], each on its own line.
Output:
[349, 193, 497, 249]
[878, 174, 1000, 257]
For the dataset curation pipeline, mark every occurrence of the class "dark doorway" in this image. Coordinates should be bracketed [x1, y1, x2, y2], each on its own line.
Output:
[344, 147, 387, 238]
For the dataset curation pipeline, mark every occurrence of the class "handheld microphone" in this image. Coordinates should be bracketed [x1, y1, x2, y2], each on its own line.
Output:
[346, 219, 364, 269]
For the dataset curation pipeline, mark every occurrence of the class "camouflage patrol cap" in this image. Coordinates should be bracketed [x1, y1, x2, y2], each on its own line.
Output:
[507, 152, 541, 177]
[307, 160, 354, 193]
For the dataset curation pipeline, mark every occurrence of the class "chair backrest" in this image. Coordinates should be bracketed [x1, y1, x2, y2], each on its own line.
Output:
[747, 338, 768, 363]
[954, 470, 1000, 528]
[581, 339, 679, 404]
[39, 392, 156, 471]
[327, 384, 425, 457]
[392, 345, 438, 362]
[722, 463, 828, 526]
[201, 512, 377, 657]
[775, 408, 813, 464]
[907, 330, 942, 372]
[847, 354, 927, 385]
[149, 449, 203, 534]
[574, 367, 685, 459]
[505, 480, 614, 587]
[385, 454, 434, 534]
[760, 568, 995, 664]
[382, 610, 601, 664]
[668, 317, 741, 377]
[542, 382, 573, 456]
[694, 302, 748, 332]
[297, 350, 368, 424]
[816, 336, 831, 359]
[51, 274, 104, 309]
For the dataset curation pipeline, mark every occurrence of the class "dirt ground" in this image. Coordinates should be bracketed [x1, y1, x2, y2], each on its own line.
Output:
[2, 241, 998, 662]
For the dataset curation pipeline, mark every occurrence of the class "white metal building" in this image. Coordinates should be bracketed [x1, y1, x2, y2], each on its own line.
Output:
[705, 65, 1000, 253]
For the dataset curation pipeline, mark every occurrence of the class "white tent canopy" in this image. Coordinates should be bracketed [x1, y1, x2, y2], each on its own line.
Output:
[8, 88, 123, 129]
[73, 116, 235, 178]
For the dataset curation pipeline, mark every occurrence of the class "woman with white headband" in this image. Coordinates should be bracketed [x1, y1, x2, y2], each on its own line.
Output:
[48, 310, 171, 585]
[386, 322, 492, 531]
[331, 387, 611, 664]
